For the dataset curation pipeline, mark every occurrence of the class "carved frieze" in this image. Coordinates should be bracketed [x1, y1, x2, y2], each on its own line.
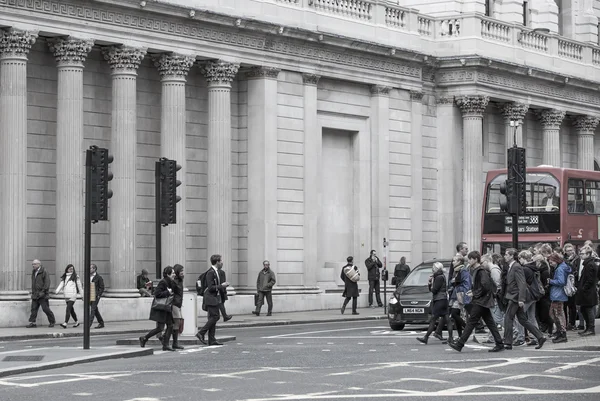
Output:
[370, 85, 392, 96]
[436, 96, 455, 105]
[537, 109, 566, 130]
[201, 61, 240, 85]
[573, 115, 600, 132]
[455, 95, 489, 117]
[154, 53, 195, 78]
[410, 90, 424, 102]
[245, 66, 280, 79]
[48, 37, 94, 66]
[302, 73, 320, 85]
[102, 46, 147, 72]
[500, 102, 529, 122]
[0, 28, 37, 58]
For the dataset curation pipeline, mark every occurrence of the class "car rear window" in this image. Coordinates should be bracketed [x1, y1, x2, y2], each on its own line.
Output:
[402, 264, 449, 287]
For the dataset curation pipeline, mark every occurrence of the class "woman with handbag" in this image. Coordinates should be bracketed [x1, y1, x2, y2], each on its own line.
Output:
[55, 264, 83, 328]
[139, 266, 176, 351]
[341, 256, 360, 315]
[171, 264, 185, 350]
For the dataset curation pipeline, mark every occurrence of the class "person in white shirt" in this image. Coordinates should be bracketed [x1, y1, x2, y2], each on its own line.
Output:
[55, 264, 83, 328]
[540, 187, 559, 212]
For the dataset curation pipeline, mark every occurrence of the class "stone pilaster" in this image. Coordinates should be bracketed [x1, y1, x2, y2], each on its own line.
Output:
[575, 0, 598, 44]
[154, 53, 195, 269]
[0, 28, 37, 300]
[500, 102, 529, 152]
[201, 61, 239, 269]
[245, 66, 280, 291]
[303, 73, 320, 288]
[48, 37, 93, 282]
[529, 0, 559, 33]
[573, 115, 600, 171]
[102, 46, 146, 296]
[456, 95, 489, 252]
[370, 85, 391, 266]
[537, 109, 565, 167]
[409, 90, 423, 265]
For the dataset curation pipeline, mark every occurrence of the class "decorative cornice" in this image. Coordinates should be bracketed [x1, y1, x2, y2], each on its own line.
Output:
[500, 102, 529, 122]
[0, 28, 38, 59]
[370, 85, 392, 96]
[455, 95, 489, 117]
[102, 46, 147, 72]
[245, 66, 280, 79]
[436, 96, 455, 105]
[201, 61, 240, 85]
[537, 109, 566, 130]
[302, 73, 320, 85]
[573, 115, 600, 132]
[48, 37, 94, 66]
[154, 53, 195, 79]
[410, 90, 424, 102]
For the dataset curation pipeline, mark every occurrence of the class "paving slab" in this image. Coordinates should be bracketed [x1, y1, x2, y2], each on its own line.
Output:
[116, 335, 236, 346]
[0, 346, 153, 378]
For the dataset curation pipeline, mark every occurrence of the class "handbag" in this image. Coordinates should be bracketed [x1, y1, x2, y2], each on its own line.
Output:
[151, 295, 174, 312]
[178, 318, 185, 334]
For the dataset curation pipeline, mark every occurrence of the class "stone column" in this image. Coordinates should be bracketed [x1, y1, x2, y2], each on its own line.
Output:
[538, 109, 565, 167]
[370, 85, 391, 265]
[303, 73, 320, 288]
[0, 29, 37, 300]
[154, 54, 195, 268]
[456, 95, 489, 252]
[246, 66, 279, 291]
[102, 46, 146, 296]
[201, 61, 239, 268]
[48, 37, 93, 281]
[409, 90, 423, 265]
[574, 115, 600, 171]
[501, 102, 529, 157]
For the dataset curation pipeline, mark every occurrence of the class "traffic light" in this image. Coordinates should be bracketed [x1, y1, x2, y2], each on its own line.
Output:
[508, 147, 527, 215]
[499, 179, 518, 214]
[89, 146, 113, 222]
[158, 158, 182, 225]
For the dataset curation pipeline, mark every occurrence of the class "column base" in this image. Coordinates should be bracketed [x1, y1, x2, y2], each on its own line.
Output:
[103, 289, 141, 298]
[0, 291, 30, 301]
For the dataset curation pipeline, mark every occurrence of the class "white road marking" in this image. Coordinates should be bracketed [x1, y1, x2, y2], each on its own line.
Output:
[369, 350, 376, 352]
[275, 350, 283, 353]
[373, 378, 451, 386]
[264, 327, 377, 339]
[203, 388, 221, 392]
[72, 393, 93, 396]
[492, 374, 581, 383]
[545, 356, 600, 374]
[322, 349, 330, 352]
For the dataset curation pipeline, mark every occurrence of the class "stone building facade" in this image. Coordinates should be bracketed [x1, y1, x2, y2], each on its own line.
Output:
[1, 0, 600, 326]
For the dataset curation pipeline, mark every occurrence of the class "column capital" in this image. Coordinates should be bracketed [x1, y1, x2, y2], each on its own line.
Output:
[537, 109, 566, 130]
[573, 115, 600, 133]
[153, 53, 195, 80]
[455, 95, 489, 117]
[302, 73, 320, 86]
[370, 85, 392, 96]
[102, 46, 147, 73]
[0, 28, 38, 59]
[48, 37, 94, 67]
[500, 102, 529, 122]
[245, 66, 280, 79]
[201, 60, 240, 86]
[410, 90, 424, 102]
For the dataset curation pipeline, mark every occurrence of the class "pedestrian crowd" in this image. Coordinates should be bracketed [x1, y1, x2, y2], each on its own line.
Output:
[415, 240, 599, 352]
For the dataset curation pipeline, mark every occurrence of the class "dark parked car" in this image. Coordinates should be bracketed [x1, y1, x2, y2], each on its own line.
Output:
[387, 258, 451, 330]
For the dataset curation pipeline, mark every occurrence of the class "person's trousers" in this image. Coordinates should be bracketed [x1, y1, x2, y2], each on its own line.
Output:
[199, 305, 220, 344]
[448, 307, 465, 339]
[536, 297, 553, 333]
[503, 300, 544, 345]
[89, 299, 104, 324]
[580, 305, 596, 332]
[368, 279, 382, 306]
[524, 301, 539, 330]
[487, 302, 504, 342]
[456, 304, 503, 346]
[343, 297, 358, 313]
[64, 301, 78, 323]
[256, 291, 273, 314]
[566, 296, 577, 327]
[29, 298, 55, 324]
[550, 301, 566, 334]
[144, 322, 173, 345]
[426, 312, 450, 338]
[219, 301, 229, 317]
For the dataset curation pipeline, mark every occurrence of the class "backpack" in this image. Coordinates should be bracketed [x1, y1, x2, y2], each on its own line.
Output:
[196, 270, 209, 297]
[528, 270, 545, 301]
[564, 273, 577, 297]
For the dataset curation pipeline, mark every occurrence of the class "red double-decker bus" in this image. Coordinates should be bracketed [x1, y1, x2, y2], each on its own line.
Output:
[481, 166, 600, 254]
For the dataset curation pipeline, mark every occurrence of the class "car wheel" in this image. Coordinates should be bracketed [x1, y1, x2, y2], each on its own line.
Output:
[389, 321, 405, 331]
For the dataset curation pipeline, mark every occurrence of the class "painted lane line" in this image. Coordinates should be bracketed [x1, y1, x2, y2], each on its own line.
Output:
[322, 349, 330, 352]
[491, 374, 581, 383]
[72, 393, 93, 396]
[263, 327, 381, 338]
[545, 356, 600, 374]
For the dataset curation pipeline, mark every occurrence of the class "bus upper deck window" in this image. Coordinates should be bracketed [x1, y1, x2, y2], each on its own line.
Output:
[585, 181, 600, 214]
[568, 179, 585, 214]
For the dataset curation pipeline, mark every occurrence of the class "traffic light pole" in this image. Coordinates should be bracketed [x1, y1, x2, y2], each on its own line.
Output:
[83, 149, 92, 350]
[512, 211, 519, 250]
[155, 161, 162, 280]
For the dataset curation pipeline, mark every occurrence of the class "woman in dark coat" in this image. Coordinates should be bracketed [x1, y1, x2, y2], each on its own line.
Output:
[417, 262, 450, 344]
[171, 264, 185, 350]
[139, 266, 175, 351]
[341, 256, 360, 315]
[575, 246, 599, 336]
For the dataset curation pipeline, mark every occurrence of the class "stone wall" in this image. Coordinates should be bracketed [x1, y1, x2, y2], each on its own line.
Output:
[421, 93, 439, 261]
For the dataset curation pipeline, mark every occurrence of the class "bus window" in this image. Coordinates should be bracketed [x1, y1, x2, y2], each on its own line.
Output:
[525, 173, 560, 213]
[585, 181, 600, 214]
[568, 179, 585, 214]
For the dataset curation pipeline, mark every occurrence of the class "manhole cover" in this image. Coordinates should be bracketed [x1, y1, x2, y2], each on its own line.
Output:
[2, 355, 45, 362]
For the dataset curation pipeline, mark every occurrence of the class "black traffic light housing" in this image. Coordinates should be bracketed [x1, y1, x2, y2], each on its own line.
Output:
[508, 147, 527, 215]
[158, 158, 182, 225]
[89, 146, 113, 223]
[499, 179, 518, 214]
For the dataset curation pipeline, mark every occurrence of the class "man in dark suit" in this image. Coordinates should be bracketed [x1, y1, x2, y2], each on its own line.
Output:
[502, 248, 546, 349]
[196, 254, 229, 346]
[217, 263, 233, 322]
[26, 259, 56, 328]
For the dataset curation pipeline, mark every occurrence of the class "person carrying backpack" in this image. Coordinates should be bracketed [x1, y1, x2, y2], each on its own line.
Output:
[548, 253, 570, 343]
